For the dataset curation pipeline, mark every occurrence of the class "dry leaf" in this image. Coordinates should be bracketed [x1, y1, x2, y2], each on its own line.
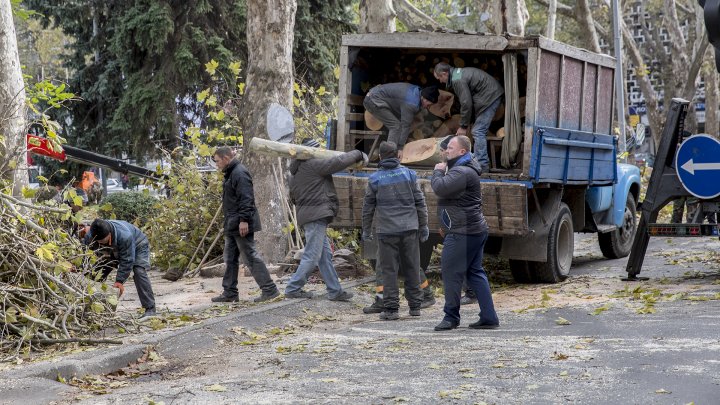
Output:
[205, 384, 227, 392]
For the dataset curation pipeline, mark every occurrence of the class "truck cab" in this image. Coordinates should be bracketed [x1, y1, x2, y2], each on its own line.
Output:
[330, 32, 640, 283]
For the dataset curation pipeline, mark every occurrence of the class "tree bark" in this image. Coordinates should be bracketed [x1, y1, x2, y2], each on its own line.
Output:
[574, 0, 600, 52]
[703, 49, 719, 137]
[0, 0, 28, 194]
[243, 0, 297, 263]
[392, 0, 442, 32]
[359, 0, 396, 33]
[248, 138, 364, 168]
[505, 0, 529, 36]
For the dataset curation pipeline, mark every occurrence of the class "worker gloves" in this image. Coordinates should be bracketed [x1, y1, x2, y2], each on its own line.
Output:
[419, 226, 429, 243]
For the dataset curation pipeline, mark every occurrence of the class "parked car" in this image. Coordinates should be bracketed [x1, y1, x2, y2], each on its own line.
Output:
[105, 178, 126, 194]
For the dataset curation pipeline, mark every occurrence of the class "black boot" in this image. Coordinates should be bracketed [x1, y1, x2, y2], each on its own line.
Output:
[363, 296, 384, 314]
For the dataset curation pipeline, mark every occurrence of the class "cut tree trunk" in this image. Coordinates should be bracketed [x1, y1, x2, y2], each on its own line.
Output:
[400, 136, 451, 166]
[0, 0, 28, 195]
[243, 0, 297, 263]
[248, 138, 364, 169]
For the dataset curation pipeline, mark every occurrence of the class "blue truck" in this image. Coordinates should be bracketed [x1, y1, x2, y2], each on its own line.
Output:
[329, 32, 641, 283]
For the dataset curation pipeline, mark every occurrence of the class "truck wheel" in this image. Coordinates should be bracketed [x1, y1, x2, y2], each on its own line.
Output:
[598, 194, 637, 259]
[509, 260, 534, 283]
[533, 203, 574, 283]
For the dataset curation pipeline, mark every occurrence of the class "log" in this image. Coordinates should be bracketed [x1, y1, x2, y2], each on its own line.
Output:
[248, 138, 365, 168]
[432, 114, 461, 138]
[427, 90, 454, 119]
[400, 136, 451, 166]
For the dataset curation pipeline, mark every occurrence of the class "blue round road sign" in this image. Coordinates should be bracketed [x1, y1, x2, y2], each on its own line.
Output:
[675, 134, 720, 199]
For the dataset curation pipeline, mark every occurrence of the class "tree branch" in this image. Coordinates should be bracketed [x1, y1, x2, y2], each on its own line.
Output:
[392, 0, 444, 31]
[0, 192, 70, 213]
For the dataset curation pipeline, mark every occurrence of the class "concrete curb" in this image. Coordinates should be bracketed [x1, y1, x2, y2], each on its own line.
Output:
[0, 276, 375, 385]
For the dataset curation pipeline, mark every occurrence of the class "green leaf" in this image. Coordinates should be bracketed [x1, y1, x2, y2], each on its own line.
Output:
[90, 302, 104, 313]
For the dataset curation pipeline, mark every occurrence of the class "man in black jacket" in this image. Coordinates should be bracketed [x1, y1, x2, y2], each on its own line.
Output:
[362, 141, 427, 320]
[434, 62, 504, 172]
[285, 138, 367, 300]
[430, 135, 499, 331]
[212, 147, 279, 303]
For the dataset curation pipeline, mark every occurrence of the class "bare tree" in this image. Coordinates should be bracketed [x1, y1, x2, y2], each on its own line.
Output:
[0, 0, 27, 195]
[546, 0, 557, 39]
[242, 0, 297, 261]
[477, 0, 529, 35]
[359, 0, 396, 33]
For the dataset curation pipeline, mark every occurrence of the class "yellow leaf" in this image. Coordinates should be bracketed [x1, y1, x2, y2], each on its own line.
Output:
[229, 61, 242, 76]
[205, 60, 219, 76]
[317, 86, 327, 96]
[205, 384, 227, 392]
[198, 89, 210, 102]
[90, 302, 104, 313]
[333, 65, 340, 80]
[238, 83, 246, 95]
[293, 97, 300, 107]
[555, 317, 571, 325]
[559, 370, 569, 376]
[207, 95, 217, 107]
[655, 389, 671, 394]
[36, 246, 54, 261]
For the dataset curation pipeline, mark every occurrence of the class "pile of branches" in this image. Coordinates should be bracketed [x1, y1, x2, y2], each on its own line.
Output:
[0, 186, 124, 360]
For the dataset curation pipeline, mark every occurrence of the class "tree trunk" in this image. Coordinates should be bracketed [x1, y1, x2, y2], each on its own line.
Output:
[243, 0, 297, 263]
[392, 0, 442, 32]
[475, 1, 502, 34]
[477, 0, 528, 36]
[545, 0, 557, 40]
[359, 0, 396, 33]
[400, 136, 449, 165]
[574, 0, 600, 52]
[703, 49, 719, 137]
[0, 0, 28, 195]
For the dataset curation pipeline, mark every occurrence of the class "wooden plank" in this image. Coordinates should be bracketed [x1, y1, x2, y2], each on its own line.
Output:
[523, 47, 541, 178]
[346, 113, 364, 121]
[538, 37, 616, 68]
[342, 33, 509, 51]
[347, 94, 364, 106]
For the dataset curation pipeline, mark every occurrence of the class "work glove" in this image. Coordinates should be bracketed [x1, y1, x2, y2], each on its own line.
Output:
[360, 152, 369, 167]
[419, 226, 429, 243]
[113, 281, 125, 297]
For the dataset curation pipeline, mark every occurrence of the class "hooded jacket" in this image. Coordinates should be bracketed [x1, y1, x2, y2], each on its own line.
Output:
[289, 150, 364, 227]
[430, 153, 488, 235]
[447, 67, 504, 128]
[222, 159, 262, 235]
[362, 157, 428, 235]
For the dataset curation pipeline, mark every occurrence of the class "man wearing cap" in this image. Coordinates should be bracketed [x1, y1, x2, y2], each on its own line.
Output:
[433, 62, 504, 172]
[285, 138, 368, 301]
[212, 146, 280, 303]
[363, 83, 439, 153]
[361, 141, 428, 320]
[82, 218, 157, 319]
[430, 135, 499, 331]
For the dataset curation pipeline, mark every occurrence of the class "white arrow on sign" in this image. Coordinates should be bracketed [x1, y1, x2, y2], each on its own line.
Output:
[680, 158, 720, 175]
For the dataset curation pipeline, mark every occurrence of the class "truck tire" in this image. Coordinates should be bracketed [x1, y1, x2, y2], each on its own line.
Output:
[598, 194, 637, 259]
[509, 260, 534, 283]
[532, 203, 573, 283]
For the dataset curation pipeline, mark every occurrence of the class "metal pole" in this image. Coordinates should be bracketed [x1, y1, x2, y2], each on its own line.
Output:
[612, 0, 627, 158]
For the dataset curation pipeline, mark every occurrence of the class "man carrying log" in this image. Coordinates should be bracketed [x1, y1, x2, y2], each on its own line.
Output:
[433, 62, 504, 172]
[285, 138, 368, 301]
[363, 83, 439, 155]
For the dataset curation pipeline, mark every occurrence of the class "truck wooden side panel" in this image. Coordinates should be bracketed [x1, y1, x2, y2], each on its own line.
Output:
[331, 175, 528, 236]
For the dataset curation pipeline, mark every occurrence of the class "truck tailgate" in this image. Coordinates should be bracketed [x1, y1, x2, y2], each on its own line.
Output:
[331, 175, 529, 237]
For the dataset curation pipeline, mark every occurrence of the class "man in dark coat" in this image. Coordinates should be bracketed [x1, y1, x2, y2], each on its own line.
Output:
[82, 218, 156, 319]
[363, 83, 439, 152]
[212, 147, 279, 303]
[285, 138, 367, 300]
[434, 62, 504, 172]
[361, 141, 428, 320]
[430, 135, 499, 331]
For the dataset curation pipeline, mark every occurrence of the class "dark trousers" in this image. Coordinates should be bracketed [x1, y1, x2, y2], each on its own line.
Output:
[130, 265, 156, 310]
[223, 233, 278, 298]
[93, 246, 155, 310]
[363, 98, 402, 145]
[377, 230, 423, 311]
[441, 231, 498, 325]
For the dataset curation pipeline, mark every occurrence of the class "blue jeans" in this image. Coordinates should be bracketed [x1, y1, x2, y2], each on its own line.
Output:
[471, 97, 502, 169]
[286, 220, 343, 298]
[441, 231, 498, 325]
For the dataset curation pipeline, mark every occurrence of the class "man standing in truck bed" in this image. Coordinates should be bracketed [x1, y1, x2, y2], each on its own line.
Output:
[363, 83, 439, 154]
[433, 62, 504, 172]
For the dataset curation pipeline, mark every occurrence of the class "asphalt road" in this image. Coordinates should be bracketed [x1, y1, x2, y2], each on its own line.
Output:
[3, 234, 720, 405]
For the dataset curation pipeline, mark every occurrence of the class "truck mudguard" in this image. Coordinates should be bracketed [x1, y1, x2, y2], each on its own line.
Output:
[612, 163, 641, 227]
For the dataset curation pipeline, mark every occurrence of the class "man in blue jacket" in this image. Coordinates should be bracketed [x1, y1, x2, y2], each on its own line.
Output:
[83, 219, 156, 319]
[362, 141, 428, 320]
[430, 135, 499, 331]
[363, 83, 439, 153]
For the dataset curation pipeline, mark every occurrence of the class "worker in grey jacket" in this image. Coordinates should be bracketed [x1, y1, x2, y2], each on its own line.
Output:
[361, 141, 428, 320]
[363, 83, 439, 151]
[434, 62, 504, 171]
[82, 219, 156, 319]
[285, 138, 368, 301]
